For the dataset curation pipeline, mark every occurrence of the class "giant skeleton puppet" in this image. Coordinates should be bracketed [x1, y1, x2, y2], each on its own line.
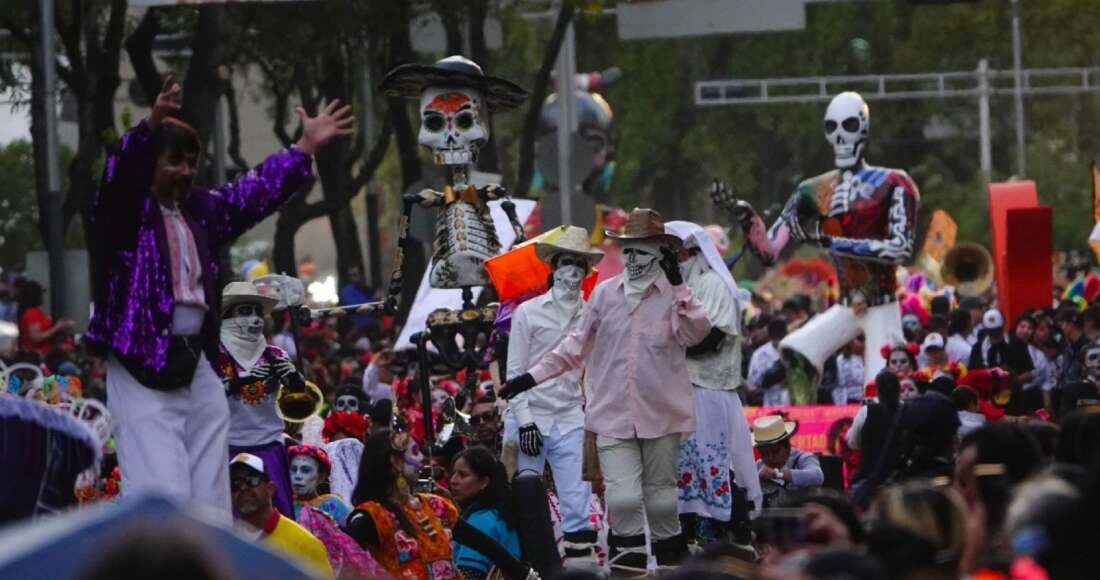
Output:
[379, 56, 528, 315]
[714, 92, 919, 403]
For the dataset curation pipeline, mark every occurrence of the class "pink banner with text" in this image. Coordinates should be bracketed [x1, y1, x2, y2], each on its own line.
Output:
[743, 405, 861, 455]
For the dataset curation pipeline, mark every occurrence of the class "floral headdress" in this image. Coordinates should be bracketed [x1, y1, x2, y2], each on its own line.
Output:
[288, 444, 332, 475]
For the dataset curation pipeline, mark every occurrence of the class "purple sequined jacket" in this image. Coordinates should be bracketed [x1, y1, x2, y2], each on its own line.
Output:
[85, 121, 313, 376]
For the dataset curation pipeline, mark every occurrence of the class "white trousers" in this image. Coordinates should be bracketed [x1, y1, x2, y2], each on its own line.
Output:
[107, 353, 232, 524]
[597, 433, 681, 540]
[780, 301, 904, 386]
[517, 425, 592, 534]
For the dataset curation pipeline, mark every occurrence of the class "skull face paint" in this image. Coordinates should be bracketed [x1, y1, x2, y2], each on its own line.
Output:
[334, 395, 360, 414]
[290, 455, 321, 498]
[551, 254, 587, 299]
[1085, 345, 1100, 377]
[824, 92, 869, 169]
[419, 87, 488, 165]
[223, 303, 265, 342]
[622, 246, 659, 281]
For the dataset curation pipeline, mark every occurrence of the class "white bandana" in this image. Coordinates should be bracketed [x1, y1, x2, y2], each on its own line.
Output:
[550, 263, 585, 320]
[220, 310, 267, 371]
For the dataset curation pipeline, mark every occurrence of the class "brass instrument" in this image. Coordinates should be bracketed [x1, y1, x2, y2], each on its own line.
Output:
[277, 380, 324, 423]
[942, 242, 995, 298]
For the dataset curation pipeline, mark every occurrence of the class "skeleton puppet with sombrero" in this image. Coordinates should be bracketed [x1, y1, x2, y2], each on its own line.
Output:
[379, 55, 529, 296]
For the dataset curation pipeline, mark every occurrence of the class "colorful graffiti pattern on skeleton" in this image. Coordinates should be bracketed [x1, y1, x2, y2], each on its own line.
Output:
[742, 165, 918, 302]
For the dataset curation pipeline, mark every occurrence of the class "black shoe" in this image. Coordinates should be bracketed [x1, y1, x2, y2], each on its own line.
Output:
[608, 533, 648, 577]
[562, 530, 598, 568]
[652, 534, 688, 568]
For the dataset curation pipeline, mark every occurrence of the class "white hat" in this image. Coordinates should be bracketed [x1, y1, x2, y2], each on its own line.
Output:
[922, 332, 946, 351]
[751, 415, 798, 446]
[222, 281, 279, 317]
[983, 308, 1005, 329]
[230, 452, 265, 476]
[534, 225, 604, 266]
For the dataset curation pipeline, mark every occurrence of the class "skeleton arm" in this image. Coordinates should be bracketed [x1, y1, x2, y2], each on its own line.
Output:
[824, 178, 918, 264]
[712, 180, 794, 266]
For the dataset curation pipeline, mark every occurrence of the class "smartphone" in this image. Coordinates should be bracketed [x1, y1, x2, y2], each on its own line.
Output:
[753, 508, 807, 549]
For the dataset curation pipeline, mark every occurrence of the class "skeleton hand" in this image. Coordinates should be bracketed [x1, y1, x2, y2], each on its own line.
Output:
[272, 356, 306, 392]
[518, 423, 544, 456]
[247, 363, 274, 382]
[659, 247, 683, 286]
[711, 180, 756, 231]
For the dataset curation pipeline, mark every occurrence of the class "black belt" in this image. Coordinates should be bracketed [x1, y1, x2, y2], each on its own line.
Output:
[119, 334, 204, 391]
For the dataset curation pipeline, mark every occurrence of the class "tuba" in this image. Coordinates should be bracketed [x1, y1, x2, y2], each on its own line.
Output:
[942, 242, 995, 298]
[277, 380, 324, 423]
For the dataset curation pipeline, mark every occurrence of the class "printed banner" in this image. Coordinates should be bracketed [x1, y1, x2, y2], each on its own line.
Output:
[742, 404, 860, 455]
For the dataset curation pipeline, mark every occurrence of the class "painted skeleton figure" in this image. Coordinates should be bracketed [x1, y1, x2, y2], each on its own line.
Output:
[381, 56, 529, 292]
[715, 92, 919, 403]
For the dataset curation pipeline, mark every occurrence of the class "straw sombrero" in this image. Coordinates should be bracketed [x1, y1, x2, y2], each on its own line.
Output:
[535, 226, 604, 267]
[751, 415, 798, 446]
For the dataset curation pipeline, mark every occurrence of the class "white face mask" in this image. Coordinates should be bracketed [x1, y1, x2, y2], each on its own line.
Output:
[290, 455, 321, 498]
[220, 303, 267, 371]
[621, 241, 662, 311]
[551, 254, 587, 300]
[335, 395, 361, 414]
[824, 91, 869, 169]
[623, 245, 659, 280]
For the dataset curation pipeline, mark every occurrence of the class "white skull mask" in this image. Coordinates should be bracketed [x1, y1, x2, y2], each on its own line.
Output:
[824, 92, 869, 169]
[290, 455, 321, 498]
[223, 303, 265, 342]
[623, 245, 659, 280]
[335, 394, 361, 414]
[419, 86, 488, 165]
[1085, 346, 1100, 376]
[551, 254, 587, 300]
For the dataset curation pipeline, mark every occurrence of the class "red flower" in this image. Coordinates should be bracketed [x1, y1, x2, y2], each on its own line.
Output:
[710, 466, 720, 476]
[681, 472, 692, 484]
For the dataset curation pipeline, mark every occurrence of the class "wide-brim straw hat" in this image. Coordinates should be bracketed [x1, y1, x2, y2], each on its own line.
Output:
[222, 281, 278, 317]
[535, 225, 604, 267]
[604, 207, 682, 249]
[751, 415, 798, 446]
[380, 55, 529, 113]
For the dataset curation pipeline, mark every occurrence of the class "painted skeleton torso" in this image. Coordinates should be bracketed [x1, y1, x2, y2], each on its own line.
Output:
[768, 164, 918, 302]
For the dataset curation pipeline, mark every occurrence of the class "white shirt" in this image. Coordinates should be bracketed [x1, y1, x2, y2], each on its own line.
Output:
[1024, 343, 1050, 392]
[748, 341, 781, 391]
[508, 291, 586, 435]
[834, 353, 865, 404]
[361, 362, 394, 402]
[946, 334, 972, 364]
[685, 269, 743, 390]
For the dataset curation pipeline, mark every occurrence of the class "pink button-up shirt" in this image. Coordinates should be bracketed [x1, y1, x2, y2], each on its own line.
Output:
[528, 274, 711, 439]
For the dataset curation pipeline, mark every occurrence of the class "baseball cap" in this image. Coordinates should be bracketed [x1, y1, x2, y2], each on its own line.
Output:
[230, 453, 266, 477]
[923, 332, 946, 351]
[983, 308, 1005, 329]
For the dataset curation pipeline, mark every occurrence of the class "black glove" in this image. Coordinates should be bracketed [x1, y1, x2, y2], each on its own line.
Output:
[518, 423, 544, 456]
[498, 373, 537, 400]
[659, 247, 683, 286]
[271, 356, 305, 392]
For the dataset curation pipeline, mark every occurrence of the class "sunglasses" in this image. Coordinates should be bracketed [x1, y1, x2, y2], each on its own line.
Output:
[469, 411, 498, 426]
[230, 474, 265, 491]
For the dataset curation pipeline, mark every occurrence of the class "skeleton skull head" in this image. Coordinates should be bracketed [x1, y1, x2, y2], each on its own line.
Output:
[1084, 345, 1100, 377]
[824, 92, 869, 169]
[334, 394, 361, 414]
[289, 454, 322, 498]
[419, 87, 488, 166]
[622, 243, 660, 281]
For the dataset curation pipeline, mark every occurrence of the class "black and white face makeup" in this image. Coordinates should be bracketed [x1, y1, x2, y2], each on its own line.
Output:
[224, 302, 265, 342]
[552, 254, 587, 294]
[334, 394, 361, 414]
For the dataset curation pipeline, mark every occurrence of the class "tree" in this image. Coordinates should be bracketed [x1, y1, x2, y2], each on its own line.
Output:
[1, 0, 128, 272]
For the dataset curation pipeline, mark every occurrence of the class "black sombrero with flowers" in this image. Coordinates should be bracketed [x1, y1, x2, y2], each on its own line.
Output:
[380, 55, 529, 113]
